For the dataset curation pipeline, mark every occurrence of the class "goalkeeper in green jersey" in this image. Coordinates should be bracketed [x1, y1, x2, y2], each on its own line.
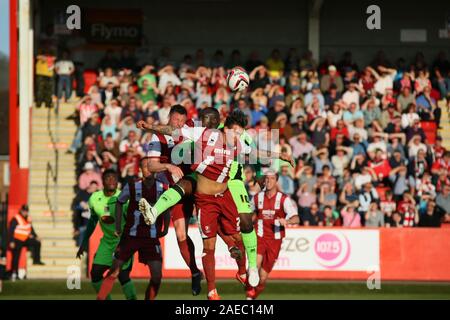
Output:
[76, 169, 136, 300]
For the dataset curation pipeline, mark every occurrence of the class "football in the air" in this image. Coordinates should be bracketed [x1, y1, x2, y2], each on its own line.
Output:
[226, 67, 250, 92]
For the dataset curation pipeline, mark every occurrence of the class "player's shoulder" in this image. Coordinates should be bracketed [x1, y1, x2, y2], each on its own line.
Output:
[89, 190, 104, 203]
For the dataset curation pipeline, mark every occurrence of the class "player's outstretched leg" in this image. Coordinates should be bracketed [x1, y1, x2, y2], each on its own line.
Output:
[227, 179, 259, 287]
[240, 214, 259, 287]
[231, 234, 248, 286]
[91, 264, 112, 300]
[145, 260, 162, 300]
[140, 181, 190, 225]
[217, 227, 247, 285]
[174, 216, 203, 295]
[97, 259, 124, 300]
[118, 264, 137, 300]
[202, 237, 220, 300]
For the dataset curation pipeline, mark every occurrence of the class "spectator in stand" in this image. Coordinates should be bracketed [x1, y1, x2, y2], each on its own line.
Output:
[78, 162, 103, 191]
[35, 49, 56, 108]
[72, 181, 99, 246]
[266, 49, 285, 82]
[99, 67, 119, 88]
[101, 81, 118, 105]
[278, 165, 295, 196]
[436, 184, 450, 220]
[320, 65, 344, 93]
[119, 130, 143, 156]
[341, 204, 361, 227]
[365, 202, 384, 227]
[302, 202, 323, 226]
[55, 50, 75, 102]
[416, 85, 441, 127]
[418, 201, 446, 227]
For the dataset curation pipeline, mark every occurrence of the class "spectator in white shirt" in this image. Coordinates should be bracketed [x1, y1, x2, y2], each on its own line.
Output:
[158, 64, 181, 92]
[104, 99, 122, 126]
[55, 50, 75, 101]
[342, 82, 360, 108]
[368, 65, 397, 96]
[119, 131, 143, 155]
[99, 68, 119, 88]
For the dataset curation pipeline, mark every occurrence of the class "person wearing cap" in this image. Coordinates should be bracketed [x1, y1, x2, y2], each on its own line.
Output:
[9, 205, 44, 280]
[320, 65, 344, 93]
[78, 162, 103, 191]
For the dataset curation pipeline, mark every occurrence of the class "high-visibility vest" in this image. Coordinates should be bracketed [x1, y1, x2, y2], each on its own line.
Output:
[13, 214, 32, 242]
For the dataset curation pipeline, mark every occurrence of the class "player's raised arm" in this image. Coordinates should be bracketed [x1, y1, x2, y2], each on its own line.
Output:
[115, 183, 130, 237]
[136, 120, 178, 136]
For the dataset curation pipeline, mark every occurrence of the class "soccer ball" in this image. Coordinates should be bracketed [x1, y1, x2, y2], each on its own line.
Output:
[226, 67, 250, 92]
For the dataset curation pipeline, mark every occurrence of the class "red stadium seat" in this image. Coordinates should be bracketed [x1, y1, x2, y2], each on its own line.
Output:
[421, 121, 437, 145]
[83, 70, 98, 94]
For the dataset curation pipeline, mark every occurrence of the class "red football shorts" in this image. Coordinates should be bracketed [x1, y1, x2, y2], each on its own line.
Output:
[257, 237, 282, 273]
[195, 189, 240, 239]
[115, 236, 162, 264]
[171, 197, 194, 222]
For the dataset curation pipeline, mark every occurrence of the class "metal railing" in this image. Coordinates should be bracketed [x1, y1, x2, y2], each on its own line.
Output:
[44, 100, 60, 225]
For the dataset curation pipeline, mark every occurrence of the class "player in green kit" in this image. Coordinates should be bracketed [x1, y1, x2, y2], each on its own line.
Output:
[76, 169, 137, 300]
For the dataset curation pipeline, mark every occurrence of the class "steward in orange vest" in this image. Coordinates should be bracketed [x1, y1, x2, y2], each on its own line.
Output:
[9, 205, 44, 279]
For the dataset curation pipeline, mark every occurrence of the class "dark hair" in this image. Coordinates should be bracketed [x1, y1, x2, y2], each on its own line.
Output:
[224, 109, 248, 129]
[102, 169, 118, 180]
[169, 104, 187, 116]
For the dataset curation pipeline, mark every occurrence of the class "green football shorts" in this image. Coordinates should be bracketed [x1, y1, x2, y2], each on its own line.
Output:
[228, 179, 253, 214]
[93, 238, 132, 269]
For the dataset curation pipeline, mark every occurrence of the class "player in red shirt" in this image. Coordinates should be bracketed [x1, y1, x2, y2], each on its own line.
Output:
[97, 159, 170, 300]
[247, 169, 299, 300]
[138, 108, 249, 300]
[144, 105, 203, 295]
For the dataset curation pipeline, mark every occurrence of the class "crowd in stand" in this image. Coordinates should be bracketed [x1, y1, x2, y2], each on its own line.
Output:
[54, 47, 450, 243]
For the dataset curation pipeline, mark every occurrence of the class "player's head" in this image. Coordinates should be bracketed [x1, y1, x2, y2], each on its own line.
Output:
[200, 107, 220, 129]
[102, 169, 118, 192]
[224, 109, 247, 143]
[169, 104, 187, 129]
[264, 169, 278, 192]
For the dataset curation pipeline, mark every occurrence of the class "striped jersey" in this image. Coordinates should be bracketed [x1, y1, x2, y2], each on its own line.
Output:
[251, 191, 297, 240]
[181, 126, 250, 183]
[118, 179, 170, 238]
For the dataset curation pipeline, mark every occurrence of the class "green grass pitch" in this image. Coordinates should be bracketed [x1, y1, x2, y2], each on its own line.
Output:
[1, 279, 450, 300]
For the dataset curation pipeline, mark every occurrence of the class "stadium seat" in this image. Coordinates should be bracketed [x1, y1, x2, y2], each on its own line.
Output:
[83, 70, 98, 94]
[421, 121, 437, 145]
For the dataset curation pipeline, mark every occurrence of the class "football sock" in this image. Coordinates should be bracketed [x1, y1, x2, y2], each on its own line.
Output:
[121, 280, 137, 300]
[91, 280, 111, 300]
[97, 275, 117, 300]
[241, 230, 258, 269]
[145, 279, 161, 300]
[254, 283, 265, 298]
[235, 239, 247, 275]
[202, 248, 216, 292]
[154, 186, 183, 216]
[178, 238, 200, 275]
